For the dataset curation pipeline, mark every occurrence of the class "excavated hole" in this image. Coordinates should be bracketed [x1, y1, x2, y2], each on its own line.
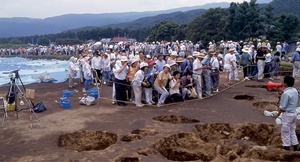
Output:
[253, 101, 278, 111]
[120, 135, 142, 142]
[131, 129, 158, 136]
[57, 130, 117, 151]
[115, 157, 139, 162]
[152, 115, 200, 124]
[233, 95, 255, 101]
[245, 85, 267, 89]
[154, 123, 300, 161]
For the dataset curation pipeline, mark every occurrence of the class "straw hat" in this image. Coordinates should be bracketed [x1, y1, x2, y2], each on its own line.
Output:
[140, 62, 149, 69]
[197, 53, 206, 59]
[242, 48, 250, 53]
[176, 57, 183, 63]
[229, 48, 235, 52]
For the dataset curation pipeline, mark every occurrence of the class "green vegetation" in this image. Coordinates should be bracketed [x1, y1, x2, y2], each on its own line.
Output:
[0, 0, 299, 46]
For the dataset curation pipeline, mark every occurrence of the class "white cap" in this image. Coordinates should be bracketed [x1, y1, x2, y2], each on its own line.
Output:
[140, 62, 149, 69]
[170, 51, 178, 56]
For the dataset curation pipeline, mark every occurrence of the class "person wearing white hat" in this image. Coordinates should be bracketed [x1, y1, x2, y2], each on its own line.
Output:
[167, 51, 178, 64]
[132, 62, 149, 107]
[193, 53, 205, 99]
[127, 58, 139, 103]
[241, 48, 252, 80]
[223, 48, 235, 86]
[291, 47, 300, 78]
[101, 53, 111, 85]
[83, 56, 93, 91]
[68, 56, 78, 88]
[153, 64, 173, 107]
[211, 54, 223, 93]
[91, 52, 102, 84]
[113, 56, 129, 107]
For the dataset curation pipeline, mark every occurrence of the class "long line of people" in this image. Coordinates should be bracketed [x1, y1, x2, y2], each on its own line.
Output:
[66, 40, 300, 107]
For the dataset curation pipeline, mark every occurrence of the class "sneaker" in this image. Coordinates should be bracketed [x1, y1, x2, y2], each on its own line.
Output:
[150, 100, 156, 104]
[213, 89, 219, 93]
[234, 78, 240, 81]
[104, 82, 106, 85]
[157, 103, 161, 107]
[112, 101, 116, 105]
[82, 88, 86, 92]
[258, 79, 263, 82]
[244, 77, 250, 80]
[136, 104, 145, 107]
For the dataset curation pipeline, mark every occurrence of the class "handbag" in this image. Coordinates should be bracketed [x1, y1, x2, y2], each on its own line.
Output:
[189, 87, 197, 98]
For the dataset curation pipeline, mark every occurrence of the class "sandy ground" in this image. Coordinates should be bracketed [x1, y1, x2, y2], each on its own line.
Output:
[0, 72, 300, 161]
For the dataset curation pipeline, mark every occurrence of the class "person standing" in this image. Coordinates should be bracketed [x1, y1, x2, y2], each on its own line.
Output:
[282, 41, 290, 62]
[211, 54, 223, 92]
[113, 56, 129, 107]
[68, 56, 77, 88]
[153, 64, 172, 107]
[273, 76, 299, 151]
[193, 53, 205, 99]
[223, 48, 235, 86]
[270, 51, 281, 80]
[155, 54, 166, 72]
[82, 56, 93, 91]
[291, 48, 300, 78]
[240, 48, 252, 80]
[91, 52, 102, 84]
[132, 62, 149, 107]
[101, 53, 111, 85]
[201, 50, 213, 96]
[256, 43, 267, 82]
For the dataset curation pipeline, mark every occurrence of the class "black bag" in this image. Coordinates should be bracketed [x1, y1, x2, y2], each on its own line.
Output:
[32, 102, 47, 113]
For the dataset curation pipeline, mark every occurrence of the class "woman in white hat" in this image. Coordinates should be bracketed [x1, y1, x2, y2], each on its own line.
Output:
[101, 53, 111, 85]
[132, 62, 149, 107]
[68, 56, 78, 88]
[153, 64, 173, 107]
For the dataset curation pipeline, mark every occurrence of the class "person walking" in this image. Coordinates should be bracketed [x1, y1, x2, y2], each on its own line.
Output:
[291, 48, 300, 78]
[68, 56, 77, 88]
[273, 76, 299, 151]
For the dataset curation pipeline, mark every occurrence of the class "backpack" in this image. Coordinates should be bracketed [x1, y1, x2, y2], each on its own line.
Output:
[32, 102, 47, 113]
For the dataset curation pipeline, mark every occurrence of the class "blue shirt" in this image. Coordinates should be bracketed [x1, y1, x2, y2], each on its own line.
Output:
[292, 52, 300, 62]
[155, 60, 166, 72]
[280, 87, 298, 112]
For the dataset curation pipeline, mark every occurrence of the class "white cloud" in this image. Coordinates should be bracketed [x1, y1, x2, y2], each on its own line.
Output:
[0, 0, 247, 18]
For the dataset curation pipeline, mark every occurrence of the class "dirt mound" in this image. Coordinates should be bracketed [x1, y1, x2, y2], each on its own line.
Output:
[57, 130, 117, 151]
[195, 123, 235, 142]
[153, 132, 216, 161]
[131, 129, 158, 136]
[152, 115, 200, 124]
[120, 135, 142, 142]
[253, 101, 278, 111]
[234, 95, 255, 101]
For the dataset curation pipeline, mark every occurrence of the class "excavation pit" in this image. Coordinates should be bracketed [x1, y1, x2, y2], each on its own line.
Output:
[253, 101, 278, 111]
[120, 135, 142, 142]
[152, 115, 200, 124]
[233, 95, 255, 101]
[57, 130, 117, 151]
[153, 123, 300, 161]
[115, 157, 139, 162]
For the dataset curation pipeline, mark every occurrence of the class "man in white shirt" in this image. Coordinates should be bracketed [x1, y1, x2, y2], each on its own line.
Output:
[193, 53, 205, 99]
[91, 52, 102, 84]
[113, 56, 129, 107]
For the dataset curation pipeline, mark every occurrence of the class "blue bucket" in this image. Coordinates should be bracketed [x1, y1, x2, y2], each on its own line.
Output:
[86, 88, 98, 94]
[62, 90, 75, 97]
[88, 92, 98, 99]
[59, 100, 71, 109]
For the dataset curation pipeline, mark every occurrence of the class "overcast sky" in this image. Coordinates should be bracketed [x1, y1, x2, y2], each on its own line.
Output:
[0, 0, 249, 19]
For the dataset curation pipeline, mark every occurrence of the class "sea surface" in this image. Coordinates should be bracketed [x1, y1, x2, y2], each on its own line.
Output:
[0, 57, 74, 87]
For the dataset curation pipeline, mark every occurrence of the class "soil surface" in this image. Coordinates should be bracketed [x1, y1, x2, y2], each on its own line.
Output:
[1, 74, 300, 161]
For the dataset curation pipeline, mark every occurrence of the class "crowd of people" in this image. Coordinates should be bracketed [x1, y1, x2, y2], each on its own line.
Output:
[65, 39, 300, 108]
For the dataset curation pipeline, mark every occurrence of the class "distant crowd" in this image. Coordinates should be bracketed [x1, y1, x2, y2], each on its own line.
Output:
[65, 40, 300, 107]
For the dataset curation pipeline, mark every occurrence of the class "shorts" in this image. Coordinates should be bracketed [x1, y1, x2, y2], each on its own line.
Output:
[223, 64, 231, 72]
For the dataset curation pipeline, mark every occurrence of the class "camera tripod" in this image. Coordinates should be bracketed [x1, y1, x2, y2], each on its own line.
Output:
[2, 70, 39, 128]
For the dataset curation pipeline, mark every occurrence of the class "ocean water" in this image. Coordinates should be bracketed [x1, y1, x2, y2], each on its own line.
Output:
[0, 57, 73, 87]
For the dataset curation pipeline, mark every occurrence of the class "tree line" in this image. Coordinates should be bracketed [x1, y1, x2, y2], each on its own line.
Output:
[0, 0, 299, 47]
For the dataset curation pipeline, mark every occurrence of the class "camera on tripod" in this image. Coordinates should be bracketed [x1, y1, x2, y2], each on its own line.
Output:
[3, 70, 20, 80]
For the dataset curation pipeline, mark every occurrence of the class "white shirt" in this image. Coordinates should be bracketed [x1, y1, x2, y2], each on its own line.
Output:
[276, 45, 282, 52]
[169, 79, 180, 95]
[211, 59, 220, 70]
[224, 53, 234, 67]
[132, 70, 144, 86]
[101, 57, 111, 71]
[113, 62, 128, 80]
[68, 62, 77, 78]
[91, 56, 102, 70]
[193, 58, 202, 75]
[265, 53, 272, 63]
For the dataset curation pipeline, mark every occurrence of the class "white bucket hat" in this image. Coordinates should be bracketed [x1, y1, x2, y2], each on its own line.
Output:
[140, 62, 149, 69]
[170, 51, 178, 57]
[120, 56, 128, 62]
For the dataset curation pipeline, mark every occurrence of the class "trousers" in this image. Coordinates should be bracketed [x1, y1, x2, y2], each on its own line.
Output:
[281, 112, 299, 147]
[193, 74, 202, 99]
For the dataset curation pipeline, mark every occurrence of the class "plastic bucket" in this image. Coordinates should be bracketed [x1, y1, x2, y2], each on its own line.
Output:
[60, 100, 71, 109]
[88, 92, 98, 99]
[86, 87, 98, 94]
[62, 90, 75, 97]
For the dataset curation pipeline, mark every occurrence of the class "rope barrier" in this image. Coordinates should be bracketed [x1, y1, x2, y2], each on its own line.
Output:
[95, 69, 293, 107]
